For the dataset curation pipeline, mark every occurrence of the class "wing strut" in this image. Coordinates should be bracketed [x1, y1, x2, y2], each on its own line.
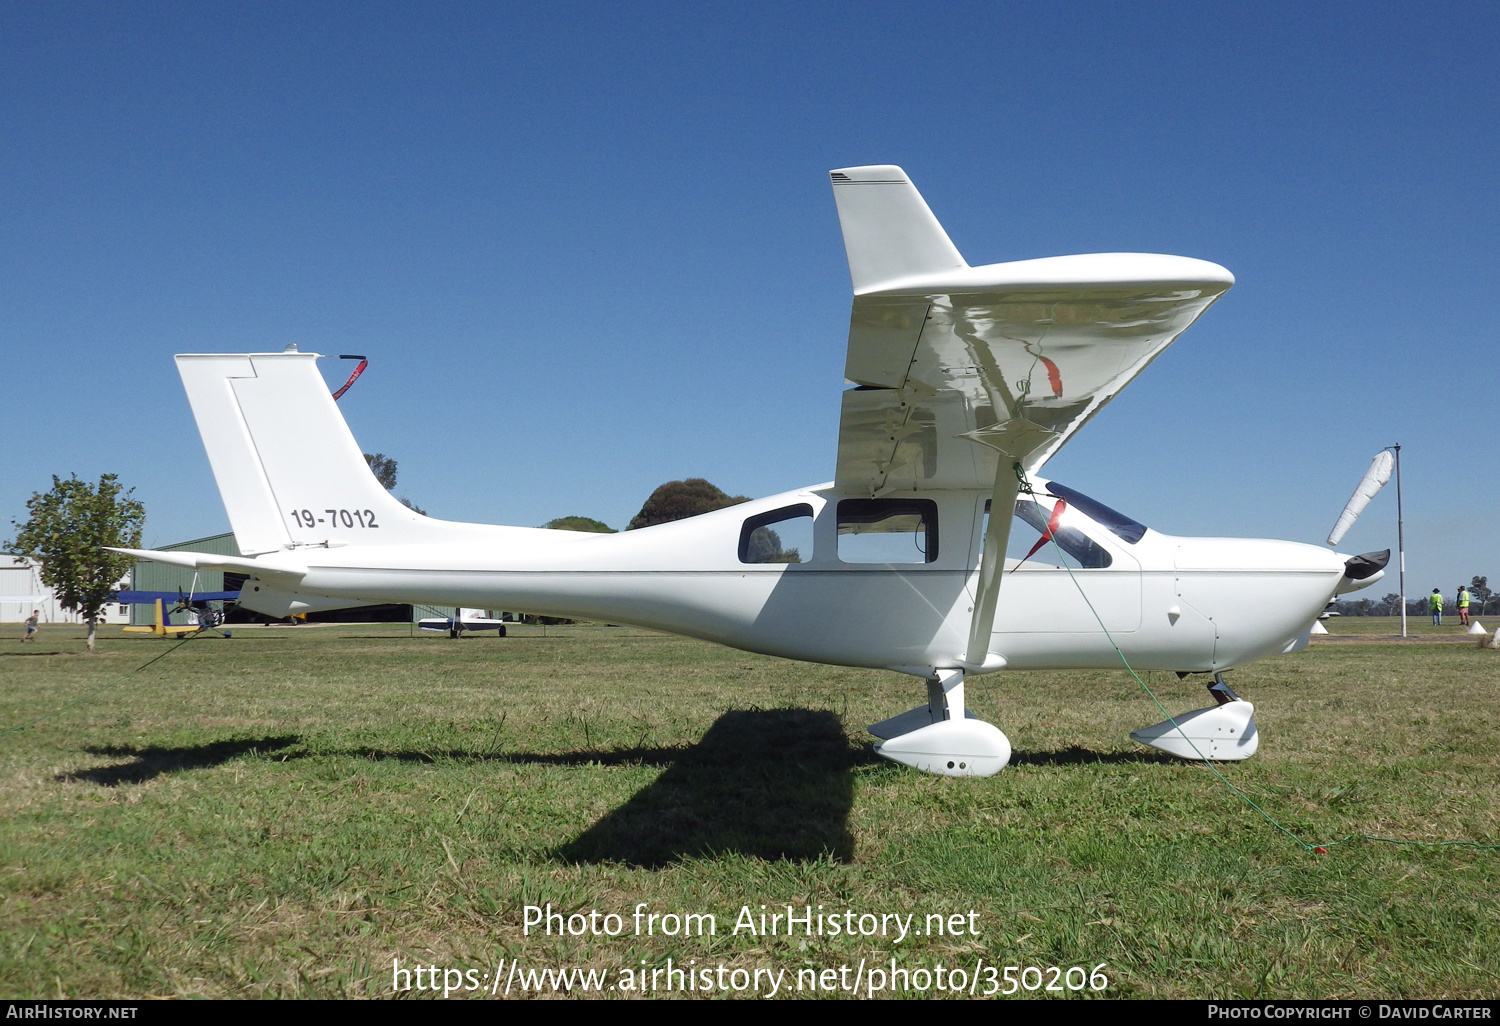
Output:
[965, 460, 1021, 668]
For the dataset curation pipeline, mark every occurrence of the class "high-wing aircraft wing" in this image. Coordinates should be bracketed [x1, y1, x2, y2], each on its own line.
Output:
[831, 166, 1234, 497]
[829, 166, 1234, 666]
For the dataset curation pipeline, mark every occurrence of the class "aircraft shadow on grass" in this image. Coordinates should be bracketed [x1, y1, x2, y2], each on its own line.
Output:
[543, 725, 1184, 866]
[350, 709, 871, 867]
[51, 717, 1181, 858]
[51, 711, 864, 864]
[58, 736, 302, 786]
[554, 709, 867, 868]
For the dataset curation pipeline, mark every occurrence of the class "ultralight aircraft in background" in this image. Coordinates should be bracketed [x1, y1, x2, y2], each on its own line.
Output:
[118, 589, 238, 639]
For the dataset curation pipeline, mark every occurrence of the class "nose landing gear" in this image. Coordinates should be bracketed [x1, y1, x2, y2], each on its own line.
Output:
[1129, 673, 1259, 761]
[869, 669, 1012, 777]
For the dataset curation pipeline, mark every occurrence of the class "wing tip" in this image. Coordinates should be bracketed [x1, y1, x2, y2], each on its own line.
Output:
[829, 165, 966, 293]
[860, 252, 1235, 296]
[830, 165, 909, 184]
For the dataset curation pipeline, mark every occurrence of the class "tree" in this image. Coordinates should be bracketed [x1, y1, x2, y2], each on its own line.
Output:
[542, 516, 616, 533]
[364, 452, 426, 515]
[6, 474, 145, 653]
[364, 452, 398, 490]
[744, 524, 801, 563]
[626, 479, 748, 531]
[1473, 576, 1492, 616]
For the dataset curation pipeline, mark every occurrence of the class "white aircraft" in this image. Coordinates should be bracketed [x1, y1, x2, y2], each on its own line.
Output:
[116, 165, 1388, 777]
[419, 607, 511, 638]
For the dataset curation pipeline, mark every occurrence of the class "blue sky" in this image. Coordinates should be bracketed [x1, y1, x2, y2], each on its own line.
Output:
[3, 1, 1496, 596]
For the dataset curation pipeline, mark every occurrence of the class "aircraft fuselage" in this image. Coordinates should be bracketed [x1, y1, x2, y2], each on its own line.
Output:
[238, 481, 1355, 677]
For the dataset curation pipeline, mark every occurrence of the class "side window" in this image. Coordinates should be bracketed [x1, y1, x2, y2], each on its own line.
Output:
[837, 499, 938, 564]
[739, 504, 814, 564]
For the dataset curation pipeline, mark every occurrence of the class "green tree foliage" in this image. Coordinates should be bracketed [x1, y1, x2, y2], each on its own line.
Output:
[6, 474, 145, 653]
[364, 452, 398, 490]
[626, 479, 748, 531]
[364, 452, 426, 515]
[542, 516, 616, 533]
[743, 525, 801, 563]
[1471, 576, 1491, 615]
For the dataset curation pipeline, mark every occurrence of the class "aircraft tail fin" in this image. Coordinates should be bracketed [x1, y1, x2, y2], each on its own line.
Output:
[176, 352, 427, 555]
[830, 165, 968, 294]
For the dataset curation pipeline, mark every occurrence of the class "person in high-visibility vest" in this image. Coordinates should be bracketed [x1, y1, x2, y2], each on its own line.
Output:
[1457, 585, 1471, 627]
[1430, 588, 1444, 626]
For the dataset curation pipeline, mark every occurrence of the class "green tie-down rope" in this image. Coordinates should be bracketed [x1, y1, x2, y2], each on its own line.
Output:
[1, 632, 198, 738]
[1012, 463, 1498, 854]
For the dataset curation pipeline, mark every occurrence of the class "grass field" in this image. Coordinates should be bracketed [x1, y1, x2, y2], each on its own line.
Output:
[0, 618, 1496, 1000]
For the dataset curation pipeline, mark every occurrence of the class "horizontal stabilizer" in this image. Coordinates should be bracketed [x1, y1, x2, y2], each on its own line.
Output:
[107, 547, 306, 585]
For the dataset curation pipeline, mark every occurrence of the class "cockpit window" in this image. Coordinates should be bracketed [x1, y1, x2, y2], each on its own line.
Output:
[837, 499, 938, 564]
[739, 504, 813, 564]
[1043, 482, 1147, 544]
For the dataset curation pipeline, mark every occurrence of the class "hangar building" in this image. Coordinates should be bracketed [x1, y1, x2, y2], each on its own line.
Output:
[1, 558, 130, 625]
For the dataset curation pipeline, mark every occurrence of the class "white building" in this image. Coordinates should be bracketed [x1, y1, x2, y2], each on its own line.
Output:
[0, 558, 129, 624]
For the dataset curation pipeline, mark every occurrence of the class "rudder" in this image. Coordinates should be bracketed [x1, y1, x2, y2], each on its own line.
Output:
[177, 351, 425, 555]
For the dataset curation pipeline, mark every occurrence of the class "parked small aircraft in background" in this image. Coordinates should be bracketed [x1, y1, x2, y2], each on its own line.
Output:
[118, 590, 238, 638]
[419, 608, 511, 638]
[116, 166, 1387, 776]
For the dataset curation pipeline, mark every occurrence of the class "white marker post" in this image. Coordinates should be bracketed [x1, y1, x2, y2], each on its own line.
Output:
[1391, 444, 1405, 639]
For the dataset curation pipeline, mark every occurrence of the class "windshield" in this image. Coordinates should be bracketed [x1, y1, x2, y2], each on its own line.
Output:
[983, 497, 1114, 570]
[1013, 499, 1113, 568]
[1042, 482, 1147, 544]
